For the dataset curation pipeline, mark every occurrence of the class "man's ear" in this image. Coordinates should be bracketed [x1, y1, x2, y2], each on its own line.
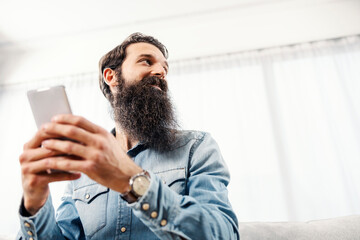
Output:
[103, 68, 118, 87]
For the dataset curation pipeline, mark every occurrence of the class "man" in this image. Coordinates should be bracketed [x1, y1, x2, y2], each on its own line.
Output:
[17, 33, 239, 239]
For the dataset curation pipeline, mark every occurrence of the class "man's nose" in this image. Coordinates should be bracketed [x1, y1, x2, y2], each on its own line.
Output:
[150, 63, 166, 79]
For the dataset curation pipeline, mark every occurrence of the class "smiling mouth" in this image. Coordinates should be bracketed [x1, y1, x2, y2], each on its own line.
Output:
[150, 85, 162, 91]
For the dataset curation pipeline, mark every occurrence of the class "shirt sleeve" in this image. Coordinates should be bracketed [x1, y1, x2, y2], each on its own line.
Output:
[17, 184, 86, 240]
[130, 132, 240, 240]
[17, 194, 65, 240]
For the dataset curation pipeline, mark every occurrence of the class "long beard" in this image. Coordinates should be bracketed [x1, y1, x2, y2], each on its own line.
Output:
[112, 75, 179, 151]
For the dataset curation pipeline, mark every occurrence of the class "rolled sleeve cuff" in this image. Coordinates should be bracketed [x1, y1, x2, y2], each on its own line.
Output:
[129, 171, 179, 231]
[18, 195, 60, 240]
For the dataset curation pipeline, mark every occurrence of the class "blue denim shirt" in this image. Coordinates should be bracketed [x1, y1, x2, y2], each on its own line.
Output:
[18, 130, 239, 239]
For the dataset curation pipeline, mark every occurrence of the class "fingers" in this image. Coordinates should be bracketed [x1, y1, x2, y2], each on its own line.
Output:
[43, 171, 82, 182]
[51, 114, 106, 134]
[24, 170, 81, 188]
[43, 116, 110, 147]
[24, 156, 87, 174]
[19, 148, 62, 164]
[23, 115, 104, 150]
[23, 129, 61, 150]
[42, 139, 89, 159]
[41, 123, 94, 146]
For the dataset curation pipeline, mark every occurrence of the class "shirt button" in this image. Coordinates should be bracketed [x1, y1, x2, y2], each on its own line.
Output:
[150, 211, 158, 218]
[85, 194, 90, 199]
[24, 222, 30, 228]
[121, 227, 126, 232]
[160, 219, 167, 226]
[142, 203, 150, 211]
[27, 231, 33, 236]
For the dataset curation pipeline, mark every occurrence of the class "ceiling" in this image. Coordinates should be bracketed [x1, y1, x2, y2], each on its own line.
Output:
[0, 0, 276, 45]
[0, 0, 359, 85]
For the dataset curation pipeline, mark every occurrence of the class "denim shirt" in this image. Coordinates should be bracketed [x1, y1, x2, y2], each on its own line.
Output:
[18, 130, 239, 240]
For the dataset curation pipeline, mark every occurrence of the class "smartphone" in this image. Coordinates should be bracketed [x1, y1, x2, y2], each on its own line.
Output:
[27, 85, 73, 173]
[27, 85, 72, 129]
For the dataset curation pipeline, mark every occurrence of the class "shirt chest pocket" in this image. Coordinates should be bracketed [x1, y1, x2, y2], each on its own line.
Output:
[155, 168, 186, 195]
[73, 184, 109, 239]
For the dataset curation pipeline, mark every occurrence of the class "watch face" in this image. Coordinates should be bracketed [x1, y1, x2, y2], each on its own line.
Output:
[132, 175, 150, 197]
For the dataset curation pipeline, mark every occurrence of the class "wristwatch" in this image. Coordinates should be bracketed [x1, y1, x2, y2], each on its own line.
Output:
[121, 170, 151, 203]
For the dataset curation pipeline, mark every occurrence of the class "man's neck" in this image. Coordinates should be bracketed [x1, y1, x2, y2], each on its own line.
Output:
[115, 125, 139, 151]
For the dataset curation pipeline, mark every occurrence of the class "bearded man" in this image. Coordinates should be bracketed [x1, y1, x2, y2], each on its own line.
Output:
[17, 33, 239, 240]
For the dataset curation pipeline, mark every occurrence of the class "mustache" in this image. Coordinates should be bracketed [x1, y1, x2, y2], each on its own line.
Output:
[138, 76, 168, 92]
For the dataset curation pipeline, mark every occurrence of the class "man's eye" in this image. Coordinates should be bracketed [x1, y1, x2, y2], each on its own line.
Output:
[141, 59, 151, 65]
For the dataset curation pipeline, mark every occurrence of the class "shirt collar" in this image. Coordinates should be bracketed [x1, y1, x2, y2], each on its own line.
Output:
[111, 128, 148, 158]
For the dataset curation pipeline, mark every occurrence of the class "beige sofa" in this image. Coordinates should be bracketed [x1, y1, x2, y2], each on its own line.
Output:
[239, 215, 360, 240]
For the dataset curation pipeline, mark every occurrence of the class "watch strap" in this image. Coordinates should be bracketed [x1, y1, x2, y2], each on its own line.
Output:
[120, 189, 138, 203]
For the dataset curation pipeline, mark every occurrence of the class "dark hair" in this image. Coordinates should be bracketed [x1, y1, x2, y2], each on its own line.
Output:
[98, 32, 168, 102]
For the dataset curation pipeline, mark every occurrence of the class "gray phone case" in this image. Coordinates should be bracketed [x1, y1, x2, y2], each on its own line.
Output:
[27, 85, 72, 129]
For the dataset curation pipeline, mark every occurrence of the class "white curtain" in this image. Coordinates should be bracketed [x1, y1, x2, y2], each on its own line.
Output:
[168, 35, 360, 222]
[1, 35, 359, 236]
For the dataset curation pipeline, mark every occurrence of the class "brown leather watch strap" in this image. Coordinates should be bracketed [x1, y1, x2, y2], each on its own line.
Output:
[120, 189, 138, 203]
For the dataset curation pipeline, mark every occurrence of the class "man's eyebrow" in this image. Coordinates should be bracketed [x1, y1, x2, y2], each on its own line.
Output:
[138, 54, 169, 69]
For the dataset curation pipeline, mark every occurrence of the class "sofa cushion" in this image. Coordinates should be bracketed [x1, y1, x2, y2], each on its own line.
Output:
[238, 215, 360, 240]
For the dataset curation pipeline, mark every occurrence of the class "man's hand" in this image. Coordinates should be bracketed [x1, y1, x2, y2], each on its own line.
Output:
[20, 114, 143, 215]
[35, 114, 143, 194]
[20, 129, 81, 215]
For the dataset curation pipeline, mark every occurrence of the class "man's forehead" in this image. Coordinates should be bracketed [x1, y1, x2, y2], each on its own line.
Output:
[126, 42, 167, 61]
